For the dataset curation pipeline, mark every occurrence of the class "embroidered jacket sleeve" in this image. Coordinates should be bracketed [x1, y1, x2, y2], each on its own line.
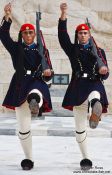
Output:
[58, 18, 73, 58]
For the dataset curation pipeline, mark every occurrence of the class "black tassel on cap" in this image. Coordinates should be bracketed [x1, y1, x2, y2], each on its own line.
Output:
[74, 31, 78, 45]
[15, 31, 25, 87]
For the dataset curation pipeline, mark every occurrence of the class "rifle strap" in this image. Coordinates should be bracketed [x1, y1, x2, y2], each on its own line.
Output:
[40, 30, 52, 66]
[92, 36, 106, 65]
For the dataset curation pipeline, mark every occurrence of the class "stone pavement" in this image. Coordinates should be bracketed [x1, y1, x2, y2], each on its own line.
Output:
[0, 112, 112, 138]
[0, 136, 112, 175]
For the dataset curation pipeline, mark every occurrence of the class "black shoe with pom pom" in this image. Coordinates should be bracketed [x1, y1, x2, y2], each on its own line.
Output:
[80, 158, 92, 170]
[21, 159, 34, 170]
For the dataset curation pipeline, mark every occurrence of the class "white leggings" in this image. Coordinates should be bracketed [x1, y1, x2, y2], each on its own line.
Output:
[73, 104, 88, 159]
[16, 101, 32, 160]
[15, 89, 43, 160]
[73, 91, 100, 159]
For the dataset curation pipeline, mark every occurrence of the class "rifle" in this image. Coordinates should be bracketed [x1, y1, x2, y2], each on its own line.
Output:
[85, 18, 107, 68]
[36, 5, 54, 81]
[36, 5, 43, 58]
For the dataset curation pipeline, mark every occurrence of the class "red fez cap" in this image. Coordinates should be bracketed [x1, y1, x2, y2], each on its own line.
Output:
[76, 24, 89, 32]
[20, 23, 35, 32]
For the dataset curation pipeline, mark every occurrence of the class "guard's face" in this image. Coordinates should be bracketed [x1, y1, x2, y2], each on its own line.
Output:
[77, 30, 90, 44]
[22, 30, 36, 45]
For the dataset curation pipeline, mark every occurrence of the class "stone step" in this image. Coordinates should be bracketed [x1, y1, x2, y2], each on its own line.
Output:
[0, 114, 112, 137]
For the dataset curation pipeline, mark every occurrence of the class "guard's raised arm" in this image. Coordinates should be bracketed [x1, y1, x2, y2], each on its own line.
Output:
[58, 3, 72, 58]
[0, 3, 16, 56]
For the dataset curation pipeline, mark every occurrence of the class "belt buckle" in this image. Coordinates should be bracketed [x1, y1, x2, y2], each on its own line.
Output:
[26, 70, 31, 75]
[82, 73, 88, 78]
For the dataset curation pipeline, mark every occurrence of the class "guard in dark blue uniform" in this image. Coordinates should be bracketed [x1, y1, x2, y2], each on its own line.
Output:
[0, 3, 53, 170]
[58, 3, 109, 170]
